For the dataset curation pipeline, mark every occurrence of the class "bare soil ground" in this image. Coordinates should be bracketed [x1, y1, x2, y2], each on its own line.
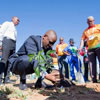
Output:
[0, 76, 100, 100]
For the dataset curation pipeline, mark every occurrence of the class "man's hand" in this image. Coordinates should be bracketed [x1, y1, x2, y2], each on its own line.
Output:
[45, 71, 60, 82]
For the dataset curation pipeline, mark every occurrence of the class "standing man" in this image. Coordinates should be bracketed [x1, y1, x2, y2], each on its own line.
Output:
[79, 16, 100, 83]
[0, 16, 20, 84]
[56, 37, 69, 79]
[0, 25, 2, 60]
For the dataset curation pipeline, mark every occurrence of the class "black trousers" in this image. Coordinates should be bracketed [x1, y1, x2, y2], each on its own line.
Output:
[88, 47, 100, 82]
[0, 37, 16, 81]
[11, 55, 37, 84]
[83, 58, 89, 81]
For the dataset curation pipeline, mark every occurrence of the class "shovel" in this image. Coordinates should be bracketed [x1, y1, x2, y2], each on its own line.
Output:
[76, 56, 85, 84]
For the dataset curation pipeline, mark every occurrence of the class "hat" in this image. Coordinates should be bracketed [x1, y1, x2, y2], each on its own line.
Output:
[69, 38, 74, 43]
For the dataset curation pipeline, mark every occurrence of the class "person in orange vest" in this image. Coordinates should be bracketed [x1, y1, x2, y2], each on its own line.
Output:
[56, 37, 69, 79]
[79, 16, 100, 83]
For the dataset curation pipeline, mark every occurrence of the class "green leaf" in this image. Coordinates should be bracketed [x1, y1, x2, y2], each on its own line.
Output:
[35, 56, 38, 60]
[28, 53, 36, 62]
[34, 67, 40, 77]
[28, 50, 56, 77]
[39, 50, 44, 54]
[39, 61, 46, 65]
[46, 50, 56, 55]
[40, 66, 46, 71]
[46, 55, 51, 59]
[40, 54, 46, 60]
[29, 57, 33, 62]
[28, 53, 36, 57]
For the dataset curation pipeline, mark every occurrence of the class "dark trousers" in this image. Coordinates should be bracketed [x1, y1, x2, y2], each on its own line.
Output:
[88, 47, 100, 82]
[11, 55, 35, 84]
[83, 61, 89, 81]
[0, 37, 16, 81]
[58, 55, 69, 79]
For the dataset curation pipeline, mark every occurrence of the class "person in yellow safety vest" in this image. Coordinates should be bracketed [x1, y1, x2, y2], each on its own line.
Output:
[56, 37, 69, 79]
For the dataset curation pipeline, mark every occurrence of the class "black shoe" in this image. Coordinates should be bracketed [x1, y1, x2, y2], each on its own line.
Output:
[93, 80, 97, 83]
[19, 83, 27, 90]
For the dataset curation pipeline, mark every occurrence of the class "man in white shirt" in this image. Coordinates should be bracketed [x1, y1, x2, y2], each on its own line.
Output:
[0, 16, 20, 85]
[0, 25, 2, 61]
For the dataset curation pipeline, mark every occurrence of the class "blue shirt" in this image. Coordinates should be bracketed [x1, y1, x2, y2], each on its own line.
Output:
[64, 45, 78, 61]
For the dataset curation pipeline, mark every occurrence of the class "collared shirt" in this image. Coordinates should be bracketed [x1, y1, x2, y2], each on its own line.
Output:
[0, 21, 17, 41]
[81, 24, 100, 49]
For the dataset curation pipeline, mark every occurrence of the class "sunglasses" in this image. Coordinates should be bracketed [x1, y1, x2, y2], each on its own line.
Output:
[49, 41, 55, 45]
[45, 34, 55, 45]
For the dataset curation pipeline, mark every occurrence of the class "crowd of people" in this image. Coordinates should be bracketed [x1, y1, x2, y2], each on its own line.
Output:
[0, 16, 100, 90]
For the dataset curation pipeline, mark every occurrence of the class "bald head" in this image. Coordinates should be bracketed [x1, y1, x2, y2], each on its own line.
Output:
[12, 16, 20, 26]
[60, 37, 64, 41]
[87, 16, 94, 21]
[87, 16, 95, 27]
[59, 37, 64, 44]
[45, 30, 57, 43]
[42, 30, 57, 49]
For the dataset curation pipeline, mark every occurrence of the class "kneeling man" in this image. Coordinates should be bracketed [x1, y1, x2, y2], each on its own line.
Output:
[7, 30, 60, 90]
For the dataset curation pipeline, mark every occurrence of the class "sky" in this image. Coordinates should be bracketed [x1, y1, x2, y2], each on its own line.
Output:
[0, 0, 100, 51]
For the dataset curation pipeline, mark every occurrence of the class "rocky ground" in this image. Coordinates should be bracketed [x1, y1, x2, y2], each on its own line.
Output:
[0, 75, 100, 100]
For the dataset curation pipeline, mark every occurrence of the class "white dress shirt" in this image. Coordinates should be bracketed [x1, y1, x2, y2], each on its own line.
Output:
[0, 21, 17, 41]
[0, 25, 3, 45]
